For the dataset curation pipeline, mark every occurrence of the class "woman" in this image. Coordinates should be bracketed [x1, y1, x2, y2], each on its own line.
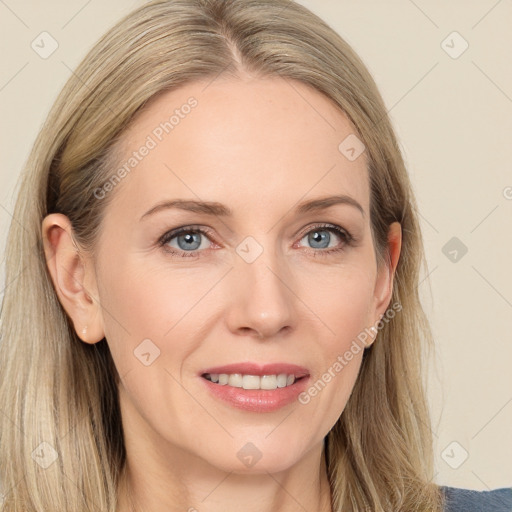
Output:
[0, 0, 510, 511]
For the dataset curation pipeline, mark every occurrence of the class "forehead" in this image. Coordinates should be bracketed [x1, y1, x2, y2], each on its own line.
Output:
[110, 76, 369, 218]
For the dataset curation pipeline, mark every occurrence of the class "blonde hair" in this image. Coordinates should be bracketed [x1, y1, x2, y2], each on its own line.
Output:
[0, 0, 442, 510]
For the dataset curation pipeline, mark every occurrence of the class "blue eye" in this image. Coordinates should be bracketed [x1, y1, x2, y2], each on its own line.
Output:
[158, 223, 354, 258]
[159, 226, 212, 257]
[172, 231, 204, 251]
[300, 227, 345, 250]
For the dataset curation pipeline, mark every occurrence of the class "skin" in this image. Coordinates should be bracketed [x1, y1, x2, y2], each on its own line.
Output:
[42, 72, 401, 512]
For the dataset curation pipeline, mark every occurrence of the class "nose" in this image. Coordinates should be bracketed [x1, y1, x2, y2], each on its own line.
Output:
[224, 244, 297, 340]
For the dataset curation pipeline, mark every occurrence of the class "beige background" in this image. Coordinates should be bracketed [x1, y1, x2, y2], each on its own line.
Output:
[1, 0, 511, 490]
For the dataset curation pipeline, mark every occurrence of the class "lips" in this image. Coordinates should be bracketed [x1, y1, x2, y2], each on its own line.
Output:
[199, 362, 311, 412]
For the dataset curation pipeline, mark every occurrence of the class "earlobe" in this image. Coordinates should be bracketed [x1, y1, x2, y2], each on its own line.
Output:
[41, 214, 105, 344]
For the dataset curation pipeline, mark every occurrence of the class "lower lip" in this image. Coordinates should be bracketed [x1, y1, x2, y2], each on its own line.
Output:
[201, 376, 310, 412]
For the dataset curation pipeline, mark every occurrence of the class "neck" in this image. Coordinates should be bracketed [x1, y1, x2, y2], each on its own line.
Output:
[117, 441, 332, 512]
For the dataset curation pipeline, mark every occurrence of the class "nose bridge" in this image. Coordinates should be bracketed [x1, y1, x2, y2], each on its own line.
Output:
[226, 233, 295, 337]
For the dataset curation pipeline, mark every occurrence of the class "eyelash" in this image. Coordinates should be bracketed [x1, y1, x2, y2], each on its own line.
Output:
[157, 223, 355, 259]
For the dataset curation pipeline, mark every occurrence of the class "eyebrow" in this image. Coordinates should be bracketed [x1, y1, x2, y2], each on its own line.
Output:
[139, 194, 365, 221]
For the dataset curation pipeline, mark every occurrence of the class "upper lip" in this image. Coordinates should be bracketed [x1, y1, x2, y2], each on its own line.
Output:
[200, 362, 310, 378]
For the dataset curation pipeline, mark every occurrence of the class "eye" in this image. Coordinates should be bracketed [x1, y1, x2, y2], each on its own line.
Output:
[158, 225, 215, 257]
[296, 223, 354, 256]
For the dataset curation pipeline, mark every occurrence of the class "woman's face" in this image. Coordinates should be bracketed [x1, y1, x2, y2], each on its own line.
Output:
[84, 75, 400, 473]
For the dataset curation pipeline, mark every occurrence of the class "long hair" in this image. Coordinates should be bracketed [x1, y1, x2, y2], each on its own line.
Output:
[0, 1, 442, 510]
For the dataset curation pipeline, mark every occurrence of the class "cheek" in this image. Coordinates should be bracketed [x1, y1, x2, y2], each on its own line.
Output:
[303, 261, 376, 341]
[295, 263, 375, 423]
[95, 256, 223, 374]
[95, 260, 208, 431]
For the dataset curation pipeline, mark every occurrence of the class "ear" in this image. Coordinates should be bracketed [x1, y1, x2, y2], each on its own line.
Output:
[41, 213, 105, 344]
[366, 221, 402, 347]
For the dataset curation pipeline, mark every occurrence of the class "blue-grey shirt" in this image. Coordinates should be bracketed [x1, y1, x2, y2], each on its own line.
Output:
[441, 486, 512, 511]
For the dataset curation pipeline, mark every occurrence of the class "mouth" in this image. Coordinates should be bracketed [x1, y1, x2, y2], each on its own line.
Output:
[198, 362, 310, 412]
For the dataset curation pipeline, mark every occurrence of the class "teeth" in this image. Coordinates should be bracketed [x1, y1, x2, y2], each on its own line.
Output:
[228, 373, 243, 388]
[242, 375, 260, 390]
[204, 373, 298, 390]
[261, 375, 277, 390]
[276, 374, 287, 388]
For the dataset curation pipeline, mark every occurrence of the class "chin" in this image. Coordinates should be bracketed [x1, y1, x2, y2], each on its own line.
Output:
[198, 434, 315, 475]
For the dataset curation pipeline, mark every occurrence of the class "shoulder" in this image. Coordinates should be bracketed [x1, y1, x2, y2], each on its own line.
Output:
[440, 485, 512, 512]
